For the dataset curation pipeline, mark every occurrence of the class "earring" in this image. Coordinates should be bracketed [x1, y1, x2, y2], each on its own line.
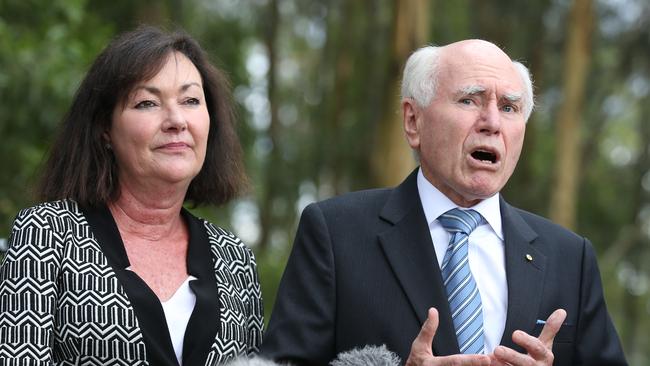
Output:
[105, 143, 112, 150]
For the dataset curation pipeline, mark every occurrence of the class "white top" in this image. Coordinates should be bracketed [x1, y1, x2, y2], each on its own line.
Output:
[161, 275, 198, 365]
[417, 169, 507, 354]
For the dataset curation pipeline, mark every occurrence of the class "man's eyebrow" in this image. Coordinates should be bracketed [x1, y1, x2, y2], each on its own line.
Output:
[502, 93, 523, 103]
[453, 86, 523, 104]
[455, 85, 486, 97]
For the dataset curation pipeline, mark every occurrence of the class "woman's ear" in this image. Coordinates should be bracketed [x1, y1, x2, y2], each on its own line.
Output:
[102, 131, 112, 150]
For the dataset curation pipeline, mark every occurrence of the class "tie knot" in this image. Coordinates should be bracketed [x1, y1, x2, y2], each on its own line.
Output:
[439, 208, 482, 235]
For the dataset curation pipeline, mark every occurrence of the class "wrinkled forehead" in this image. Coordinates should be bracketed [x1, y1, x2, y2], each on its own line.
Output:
[438, 41, 524, 95]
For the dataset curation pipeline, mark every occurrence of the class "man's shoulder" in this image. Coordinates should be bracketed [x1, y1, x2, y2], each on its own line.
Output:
[509, 204, 584, 243]
[313, 187, 394, 213]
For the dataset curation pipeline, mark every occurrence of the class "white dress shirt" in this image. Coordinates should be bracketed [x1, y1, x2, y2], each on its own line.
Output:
[417, 169, 507, 354]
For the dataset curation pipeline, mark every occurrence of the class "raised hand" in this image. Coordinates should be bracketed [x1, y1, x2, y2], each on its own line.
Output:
[405, 308, 491, 366]
[490, 309, 567, 366]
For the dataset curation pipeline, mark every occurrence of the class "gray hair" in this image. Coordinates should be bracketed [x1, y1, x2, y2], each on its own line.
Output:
[400, 45, 535, 121]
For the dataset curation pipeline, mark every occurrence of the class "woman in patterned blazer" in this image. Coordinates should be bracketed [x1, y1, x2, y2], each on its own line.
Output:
[0, 26, 263, 365]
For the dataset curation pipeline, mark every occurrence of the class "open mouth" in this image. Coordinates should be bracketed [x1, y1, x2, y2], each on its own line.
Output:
[471, 149, 498, 164]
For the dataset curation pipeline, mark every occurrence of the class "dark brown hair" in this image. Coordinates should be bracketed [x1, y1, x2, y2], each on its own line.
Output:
[39, 26, 247, 206]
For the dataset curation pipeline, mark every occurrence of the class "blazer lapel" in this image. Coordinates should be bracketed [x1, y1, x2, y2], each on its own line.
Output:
[499, 199, 547, 351]
[82, 204, 178, 366]
[181, 210, 221, 366]
[378, 169, 459, 356]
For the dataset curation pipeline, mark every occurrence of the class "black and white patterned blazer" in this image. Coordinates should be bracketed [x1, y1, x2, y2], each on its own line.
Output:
[0, 199, 263, 365]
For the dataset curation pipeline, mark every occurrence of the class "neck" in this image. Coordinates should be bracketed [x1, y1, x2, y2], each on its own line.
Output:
[419, 168, 483, 208]
[109, 182, 187, 241]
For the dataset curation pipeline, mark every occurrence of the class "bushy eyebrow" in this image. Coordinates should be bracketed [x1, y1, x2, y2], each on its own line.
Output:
[502, 93, 522, 103]
[455, 85, 486, 97]
[454, 85, 523, 104]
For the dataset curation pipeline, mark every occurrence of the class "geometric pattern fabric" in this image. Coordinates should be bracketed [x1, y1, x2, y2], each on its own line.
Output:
[0, 200, 263, 365]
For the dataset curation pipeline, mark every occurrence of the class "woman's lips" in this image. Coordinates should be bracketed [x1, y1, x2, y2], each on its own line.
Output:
[157, 142, 190, 150]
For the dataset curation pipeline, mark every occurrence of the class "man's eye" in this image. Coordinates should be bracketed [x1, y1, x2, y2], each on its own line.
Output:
[501, 104, 517, 113]
[134, 100, 157, 109]
[460, 98, 473, 105]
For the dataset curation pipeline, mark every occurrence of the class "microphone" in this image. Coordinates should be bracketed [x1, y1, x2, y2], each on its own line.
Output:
[330, 345, 401, 366]
[225, 344, 401, 366]
[224, 357, 283, 366]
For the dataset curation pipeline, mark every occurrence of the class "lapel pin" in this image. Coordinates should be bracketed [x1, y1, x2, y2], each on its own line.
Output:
[525, 254, 533, 262]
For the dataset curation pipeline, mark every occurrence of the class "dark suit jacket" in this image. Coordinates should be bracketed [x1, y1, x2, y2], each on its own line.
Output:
[261, 170, 626, 365]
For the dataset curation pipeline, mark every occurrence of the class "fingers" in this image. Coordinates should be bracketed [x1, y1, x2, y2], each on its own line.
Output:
[407, 308, 491, 366]
[412, 307, 439, 353]
[494, 344, 536, 365]
[435, 354, 491, 366]
[538, 308, 567, 347]
[511, 329, 551, 361]
[493, 309, 567, 365]
[487, 353, 509, 366]
[405, 308, 439, 366]
[487, 357, 509, 366]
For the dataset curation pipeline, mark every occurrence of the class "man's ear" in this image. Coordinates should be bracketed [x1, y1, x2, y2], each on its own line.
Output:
[402, 98, 420, 149]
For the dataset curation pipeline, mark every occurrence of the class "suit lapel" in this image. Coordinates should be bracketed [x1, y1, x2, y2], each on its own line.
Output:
[378, 169, 459, 356]
[499, 199, 547, 350]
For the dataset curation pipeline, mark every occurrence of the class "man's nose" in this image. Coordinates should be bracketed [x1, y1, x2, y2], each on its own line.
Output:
[477, 101, 501, 134]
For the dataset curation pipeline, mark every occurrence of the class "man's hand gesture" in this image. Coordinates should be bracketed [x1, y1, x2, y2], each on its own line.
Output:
[405, 308, 491, 366]
[489, 309, 567, 366]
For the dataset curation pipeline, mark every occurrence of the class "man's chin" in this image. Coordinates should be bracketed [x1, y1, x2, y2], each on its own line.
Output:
[464, 176, 506, 197]
[453, 186, 500, 207]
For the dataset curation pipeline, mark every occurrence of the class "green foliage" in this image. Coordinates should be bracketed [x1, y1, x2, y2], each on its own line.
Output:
[1, 0, 649, 364]
[0, 0, 113, 236]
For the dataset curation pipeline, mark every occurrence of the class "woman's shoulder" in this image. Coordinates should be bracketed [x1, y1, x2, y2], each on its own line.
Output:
[11, 199, 90, 238]
[201, 218, 245, 245]
[15, 199, 83, 221]
[190, 213, 253, 254]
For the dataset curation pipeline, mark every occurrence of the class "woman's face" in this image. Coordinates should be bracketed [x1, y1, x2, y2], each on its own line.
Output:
[108, 51, 210, 190]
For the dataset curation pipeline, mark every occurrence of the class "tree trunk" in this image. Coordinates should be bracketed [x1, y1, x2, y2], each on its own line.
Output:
[549, 0, 594, 229]
[257, 0, 279, 250]
[370, 0, 430, 187]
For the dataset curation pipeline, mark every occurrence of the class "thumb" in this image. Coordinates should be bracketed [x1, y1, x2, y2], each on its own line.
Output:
[412, 307, 439, 354]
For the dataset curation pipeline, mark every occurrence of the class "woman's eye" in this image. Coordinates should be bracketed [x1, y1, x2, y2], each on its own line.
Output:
[184, 97, 200, 105]
[134, 100, 157, 109]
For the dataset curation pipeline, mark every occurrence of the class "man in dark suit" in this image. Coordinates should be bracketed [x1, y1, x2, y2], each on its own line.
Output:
[261, 40, 627, 365]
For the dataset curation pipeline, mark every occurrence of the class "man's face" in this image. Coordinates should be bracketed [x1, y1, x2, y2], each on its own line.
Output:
[404, 41, 527, 207]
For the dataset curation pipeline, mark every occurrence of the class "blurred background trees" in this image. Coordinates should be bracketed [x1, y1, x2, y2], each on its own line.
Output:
[0, 0, 648, 363]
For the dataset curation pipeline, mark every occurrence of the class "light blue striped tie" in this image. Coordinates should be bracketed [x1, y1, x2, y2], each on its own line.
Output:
[439, 208, 485, 354]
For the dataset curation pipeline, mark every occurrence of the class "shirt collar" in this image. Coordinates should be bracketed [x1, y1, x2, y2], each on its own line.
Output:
[417, 168, 504, 240]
